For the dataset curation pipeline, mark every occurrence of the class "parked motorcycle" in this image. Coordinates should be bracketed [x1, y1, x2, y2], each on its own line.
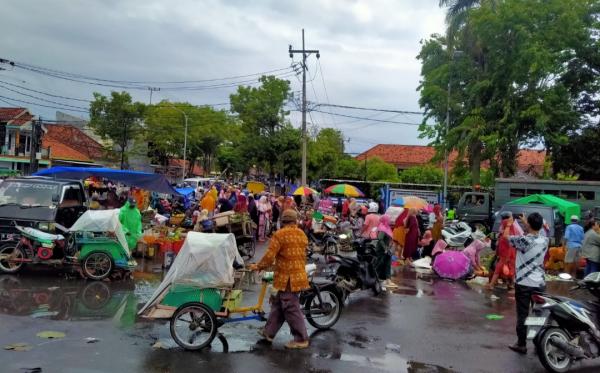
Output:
[441, 221, 473, 247]
[327, 238, 382, 303]
[307, 221, 343, 258]
[526, 272, 600, 372]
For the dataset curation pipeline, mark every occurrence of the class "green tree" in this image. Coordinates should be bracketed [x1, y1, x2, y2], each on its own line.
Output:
[398, 165, 443, 185]
[145, 101, 234, 176]
[308, 128, 345, 181]
[420, 0, 597, 184]
[553, 124, 600, 180]
[89, 91, 145, 169]
[365, 157, 400, 182]
[333, 158, 363, 180]
[230, 75, 293, 177]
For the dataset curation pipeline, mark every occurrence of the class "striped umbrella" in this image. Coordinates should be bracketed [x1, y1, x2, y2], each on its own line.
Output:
[324, 184, 365, 197]
[292, 186, 319, 196]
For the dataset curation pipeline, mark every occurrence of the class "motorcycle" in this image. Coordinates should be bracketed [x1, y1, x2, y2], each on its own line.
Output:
[327, 238, 382, 303]
[307, 221, 343, 258]
[441, 221, 473, 248]
[526, 272, 600, 373]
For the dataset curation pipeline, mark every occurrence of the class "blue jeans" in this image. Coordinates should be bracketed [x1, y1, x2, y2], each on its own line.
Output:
[584, 260, 600, 277]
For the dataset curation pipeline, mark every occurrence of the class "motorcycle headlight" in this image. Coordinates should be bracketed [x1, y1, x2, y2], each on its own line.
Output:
[338, 234, 348, 240]
[37, 222, 55, 232]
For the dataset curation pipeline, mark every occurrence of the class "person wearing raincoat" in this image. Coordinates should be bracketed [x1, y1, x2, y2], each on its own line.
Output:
[119, 197, 142, 251]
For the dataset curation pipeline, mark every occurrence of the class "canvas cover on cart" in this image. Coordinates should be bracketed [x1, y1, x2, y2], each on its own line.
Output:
[139, 232, 243, 314]
[69, 209, 130, 257]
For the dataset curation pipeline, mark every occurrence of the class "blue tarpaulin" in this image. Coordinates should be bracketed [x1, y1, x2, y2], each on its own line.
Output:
[34, 166, 181, 195]
[175, 187, 195, 197]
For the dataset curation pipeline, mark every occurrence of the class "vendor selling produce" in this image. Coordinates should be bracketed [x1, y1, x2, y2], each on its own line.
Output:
[119, 197, 142, 251]
[247, 209, 310, 349]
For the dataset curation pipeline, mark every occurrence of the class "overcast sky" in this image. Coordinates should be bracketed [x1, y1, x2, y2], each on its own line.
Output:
[0, 0, 446, 154]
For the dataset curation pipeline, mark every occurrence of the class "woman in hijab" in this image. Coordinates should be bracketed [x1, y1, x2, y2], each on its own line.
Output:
[403, 209, 420, 264]
[248, 194, 259, 228]
[361, 202, 381, 239]
[393, 209, 409, 262]
[257, 195, 272, 242]
[376, 215, 397, 288]
[431, 204, 444, 241]
[234, 193, 248, 213]
[487, 212, 522, 290]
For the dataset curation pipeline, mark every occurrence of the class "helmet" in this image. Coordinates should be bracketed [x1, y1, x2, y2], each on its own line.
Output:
[368, 202, 379, 213]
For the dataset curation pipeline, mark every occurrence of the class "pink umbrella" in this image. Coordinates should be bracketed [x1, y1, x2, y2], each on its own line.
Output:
[432, 251, 471, 280]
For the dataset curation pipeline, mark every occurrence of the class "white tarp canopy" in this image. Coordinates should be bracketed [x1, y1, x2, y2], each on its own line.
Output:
[139, 232, 243, 314]
[69, 209, 130, 258]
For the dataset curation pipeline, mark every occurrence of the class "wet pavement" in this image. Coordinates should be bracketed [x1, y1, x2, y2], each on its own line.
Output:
[1, 252, 600, 373]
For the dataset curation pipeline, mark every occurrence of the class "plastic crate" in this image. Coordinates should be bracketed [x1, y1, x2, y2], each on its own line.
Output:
[160, 285, 222, 312]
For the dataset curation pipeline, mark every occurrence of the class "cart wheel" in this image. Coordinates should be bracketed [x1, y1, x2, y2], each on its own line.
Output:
[82, 251, 113, 280]
[170, 302, 218, 351]
[80, 281, 111, 309]
[0, 244, 26, 274]
[304, 289, 342, 330]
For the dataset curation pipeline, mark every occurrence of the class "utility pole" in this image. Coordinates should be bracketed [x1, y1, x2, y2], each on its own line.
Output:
[289, 29, 319, 186]
[29, 118, 42, 175]
[148, 87, 160, 104]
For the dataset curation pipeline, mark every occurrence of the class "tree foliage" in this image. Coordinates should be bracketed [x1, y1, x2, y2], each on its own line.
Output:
[144, 101, 234, 175]
[230, 75, 296, 178]
[420, 0, 598, 184]
[89, 91, 145, 169]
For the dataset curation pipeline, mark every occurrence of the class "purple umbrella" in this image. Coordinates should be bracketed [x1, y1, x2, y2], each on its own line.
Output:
[432, 251, 471, 280]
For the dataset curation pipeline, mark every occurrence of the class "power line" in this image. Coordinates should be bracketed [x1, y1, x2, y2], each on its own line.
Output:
[316, 103, 424, 115]
[316, 59, 338, 129]
[0, 93, 89, 114]
[9, 59, 296, 85]
[310, 109, 424, 126]
[0, 80, 90, 102]
[9, 61, 298, 91]
[0, 84, 89, 110]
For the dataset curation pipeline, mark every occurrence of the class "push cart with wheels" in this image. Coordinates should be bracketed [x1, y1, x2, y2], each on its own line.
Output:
[139, 232, 343, 351]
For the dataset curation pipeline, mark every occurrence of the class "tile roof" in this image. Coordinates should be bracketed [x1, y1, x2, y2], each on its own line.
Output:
[0, 107, 32, 125]
[43, 137, 92, 162]
[169, 158, 204, 176]
[355, 144, 546, 175]
[43, 124, 105, 160]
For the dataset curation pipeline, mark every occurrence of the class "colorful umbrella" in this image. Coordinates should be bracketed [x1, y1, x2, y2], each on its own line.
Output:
[402, 196, 429, 210]
[391, 198, 404, 206]
[432, 251, 471, 280]
[324, 184, 364, 197]
[292, 186, 318, 196]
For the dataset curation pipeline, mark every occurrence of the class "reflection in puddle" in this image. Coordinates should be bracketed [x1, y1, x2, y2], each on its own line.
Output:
[0, 272, 160, 328]
[339, 352, 456, 372]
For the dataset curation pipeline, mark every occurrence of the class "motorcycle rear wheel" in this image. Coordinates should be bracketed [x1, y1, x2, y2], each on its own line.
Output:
[536, 328, 573, 373]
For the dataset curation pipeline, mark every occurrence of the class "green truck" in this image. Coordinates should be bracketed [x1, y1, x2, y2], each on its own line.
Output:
[456, 178, 600, 230]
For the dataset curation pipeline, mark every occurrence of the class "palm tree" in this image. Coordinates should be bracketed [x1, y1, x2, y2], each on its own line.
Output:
[438, 0, 496, 40]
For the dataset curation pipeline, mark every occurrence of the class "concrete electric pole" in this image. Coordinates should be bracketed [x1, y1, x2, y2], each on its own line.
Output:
[289, 29, 319, 186]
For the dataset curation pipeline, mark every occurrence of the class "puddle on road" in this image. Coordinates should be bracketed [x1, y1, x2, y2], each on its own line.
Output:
[337, 352, 456, 372]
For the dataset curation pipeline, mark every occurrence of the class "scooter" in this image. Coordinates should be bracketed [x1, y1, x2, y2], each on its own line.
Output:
[441, 221, 473, 248]
[327, 238, 382, 303]
[526, 272, 600, 373]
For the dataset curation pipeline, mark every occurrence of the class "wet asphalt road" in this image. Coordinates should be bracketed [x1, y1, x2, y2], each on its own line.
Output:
[1, 249, 600, 373]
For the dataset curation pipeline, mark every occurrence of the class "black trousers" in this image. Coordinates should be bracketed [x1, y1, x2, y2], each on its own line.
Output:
[515, 283, 545, 346]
